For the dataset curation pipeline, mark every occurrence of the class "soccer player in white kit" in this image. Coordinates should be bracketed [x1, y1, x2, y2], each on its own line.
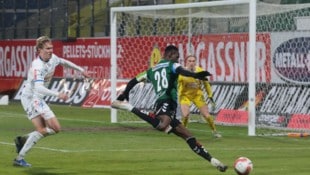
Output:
[13, 36, 91, 167]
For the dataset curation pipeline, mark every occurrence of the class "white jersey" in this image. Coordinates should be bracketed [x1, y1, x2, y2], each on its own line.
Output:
[22, 53, 84, 99]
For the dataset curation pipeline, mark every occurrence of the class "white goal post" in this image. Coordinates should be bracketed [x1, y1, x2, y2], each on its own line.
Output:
[110, 0, 310, 136]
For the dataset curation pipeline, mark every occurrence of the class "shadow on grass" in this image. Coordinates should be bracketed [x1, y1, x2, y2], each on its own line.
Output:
[24, 167, 75, 175]
[24, 167, 108, 175]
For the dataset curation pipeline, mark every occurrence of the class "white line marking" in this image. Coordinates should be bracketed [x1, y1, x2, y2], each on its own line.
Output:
[0, 111, 106, 124]
[2, 112, 310, 154]
[1, 141, 310, 153]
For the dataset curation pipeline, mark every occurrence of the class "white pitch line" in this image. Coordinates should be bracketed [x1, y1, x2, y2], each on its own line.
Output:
[1, 141, 310, 153]
[0, 111, 26, 118]
[2, 112, 310, 153]
[0, 111, 106, 124]
[0, 141, 102, 153]
[0, 112, 227, 134]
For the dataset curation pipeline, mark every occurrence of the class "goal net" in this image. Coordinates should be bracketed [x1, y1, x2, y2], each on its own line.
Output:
[110, 0, 310, 136]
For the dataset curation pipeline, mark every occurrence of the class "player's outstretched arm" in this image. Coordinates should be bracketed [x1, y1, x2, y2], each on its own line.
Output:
[175, 66, 211, 80]
[60, 58, 92, 79]
[117, 70, 147, 101]
[117, 77, 139, 101]
[60, 58, 84, 72]
[195, 71, 212, 80]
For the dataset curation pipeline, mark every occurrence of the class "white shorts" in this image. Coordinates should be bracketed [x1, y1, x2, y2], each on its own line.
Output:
[21, 95, 55, 120]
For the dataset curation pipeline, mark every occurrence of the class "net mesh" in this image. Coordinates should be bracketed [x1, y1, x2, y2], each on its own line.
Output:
[112, 1, 310, 135]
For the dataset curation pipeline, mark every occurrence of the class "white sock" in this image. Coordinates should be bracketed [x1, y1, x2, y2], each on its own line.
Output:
[17, 131, 43, 160]
[211, 158, 221, 167]
[45, 127, 56, 135]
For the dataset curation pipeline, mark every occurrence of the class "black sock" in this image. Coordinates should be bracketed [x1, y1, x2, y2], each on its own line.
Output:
[132, 108, 160, 128]
[186, 137, 212, 161]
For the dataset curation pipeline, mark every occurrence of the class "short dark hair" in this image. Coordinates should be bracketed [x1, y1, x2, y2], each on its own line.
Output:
[164, 45, 178, 53]
[164, 45, 179, 62]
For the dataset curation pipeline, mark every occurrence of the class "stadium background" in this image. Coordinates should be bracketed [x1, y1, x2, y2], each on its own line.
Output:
[0, 0, 308, 97]
[0, 0, 309, 129]
[0, 2, 309, 175]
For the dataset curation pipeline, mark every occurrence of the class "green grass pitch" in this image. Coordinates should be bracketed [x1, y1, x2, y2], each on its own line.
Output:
[1, 102, 309, 175]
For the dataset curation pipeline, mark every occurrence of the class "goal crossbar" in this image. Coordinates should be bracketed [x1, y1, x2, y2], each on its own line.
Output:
[110, 0, 250, 13]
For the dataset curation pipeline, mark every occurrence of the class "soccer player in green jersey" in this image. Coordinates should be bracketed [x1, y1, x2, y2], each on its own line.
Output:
[112, 45, 228, 172]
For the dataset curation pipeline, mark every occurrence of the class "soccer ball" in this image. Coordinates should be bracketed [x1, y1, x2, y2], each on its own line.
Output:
[234, 157, 253, 175]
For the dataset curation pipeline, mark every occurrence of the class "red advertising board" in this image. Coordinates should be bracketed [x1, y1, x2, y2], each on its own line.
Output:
[0, 39, 36, 95]
[2, 33, 271, 100]
[287, 114, 310, 130]
[53, 38, 111, 79]
[216, 109, 248, 125]
[0, 38, 110, 95]
[117, 33, 271, 82]
[82, 79, 128, 108]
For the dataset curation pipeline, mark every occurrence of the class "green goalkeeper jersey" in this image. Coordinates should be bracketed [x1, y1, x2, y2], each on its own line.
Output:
[136, 59, 181, 103]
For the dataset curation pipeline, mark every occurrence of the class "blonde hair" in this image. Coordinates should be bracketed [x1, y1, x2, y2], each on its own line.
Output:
[185, 55, 196, 62]
[36, 36, 51, 51]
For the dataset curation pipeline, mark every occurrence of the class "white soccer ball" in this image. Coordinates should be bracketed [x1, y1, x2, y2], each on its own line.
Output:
[234, 157, 253, 175]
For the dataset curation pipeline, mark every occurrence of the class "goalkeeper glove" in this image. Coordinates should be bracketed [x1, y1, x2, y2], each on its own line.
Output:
[194, 71, 212, 80]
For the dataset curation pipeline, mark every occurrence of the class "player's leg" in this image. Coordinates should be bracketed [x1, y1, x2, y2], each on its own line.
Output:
[15, 96, 31, 154]
[133, 101, 173, 132]
[179, 96, 191, 127]
[132, 108, 172, 132]
[45, 116, 61, 134]
[172, 122, 227, 172]
[155, 114, 172, 132]
[14, 136, 27, 154]
[112, 100, 173, 133]
[195, 97, 221, 138]
[172, 122, 212, 160]
[169, 102, 227, 172]
[13, 116, 45, 167]
[180, 104, 190, 127]
[131, 107, 160, 128]
[152, 100, 176, 132]
[13, 96, 40, 167]
[112, 100, 161, 128]
[14, 100, 58, 167]
[36, 100, 60, 136]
